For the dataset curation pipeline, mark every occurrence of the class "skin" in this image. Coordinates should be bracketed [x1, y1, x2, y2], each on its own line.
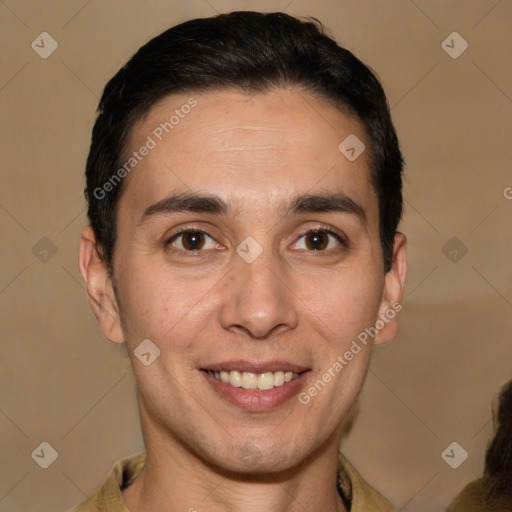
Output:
[79, 88, 407, 512]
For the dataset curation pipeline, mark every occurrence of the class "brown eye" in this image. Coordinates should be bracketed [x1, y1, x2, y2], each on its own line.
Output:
[181, 232, 206, 250]
[167, 230, 217, 253]
[294, 227, 346, 253]
[305, 231, 329, 250]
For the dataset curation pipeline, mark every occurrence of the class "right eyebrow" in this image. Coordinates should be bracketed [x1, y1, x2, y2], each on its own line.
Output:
[138, 192, 230, 226]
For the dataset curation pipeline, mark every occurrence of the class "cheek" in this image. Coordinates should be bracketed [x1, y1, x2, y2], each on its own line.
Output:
[297, 267, 383, 344]
[117, 258, 218, 348]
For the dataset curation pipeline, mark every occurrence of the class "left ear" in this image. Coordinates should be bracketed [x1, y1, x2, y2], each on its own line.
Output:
[374, 232, 407, 346]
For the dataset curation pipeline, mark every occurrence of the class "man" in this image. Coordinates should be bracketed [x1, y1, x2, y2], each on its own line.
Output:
[74, 11, 406, 512]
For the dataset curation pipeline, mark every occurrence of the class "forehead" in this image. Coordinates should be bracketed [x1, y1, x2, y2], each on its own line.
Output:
[119, 88, 377, 223]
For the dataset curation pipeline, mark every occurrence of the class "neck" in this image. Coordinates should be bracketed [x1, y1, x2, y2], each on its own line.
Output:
[122, 409, 348, 512]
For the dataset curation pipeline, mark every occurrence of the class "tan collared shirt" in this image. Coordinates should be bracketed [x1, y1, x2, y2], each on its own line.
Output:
[70, 451, 397, 511]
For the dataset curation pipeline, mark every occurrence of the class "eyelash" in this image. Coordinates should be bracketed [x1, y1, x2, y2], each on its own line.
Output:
[164, 224, 348, 257]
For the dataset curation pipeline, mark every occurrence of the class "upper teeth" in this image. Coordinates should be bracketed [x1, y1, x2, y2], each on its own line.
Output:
[207, 370, 299, 391]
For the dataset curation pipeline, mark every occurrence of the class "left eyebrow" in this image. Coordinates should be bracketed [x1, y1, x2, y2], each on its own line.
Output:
[285, 191, 367, 226]
[138, 189, 367, 226]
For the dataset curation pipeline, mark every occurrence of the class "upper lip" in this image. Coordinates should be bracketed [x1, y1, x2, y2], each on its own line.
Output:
[201, 360, 310, 374]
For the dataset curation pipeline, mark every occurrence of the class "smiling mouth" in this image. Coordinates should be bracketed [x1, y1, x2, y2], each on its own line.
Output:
[204, 369, 301, 391]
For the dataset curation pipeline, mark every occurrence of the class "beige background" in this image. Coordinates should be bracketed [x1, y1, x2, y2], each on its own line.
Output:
[1, 1, 511, 511]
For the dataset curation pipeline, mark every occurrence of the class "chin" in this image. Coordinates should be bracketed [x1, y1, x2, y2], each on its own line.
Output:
[199, 440, 300, 477]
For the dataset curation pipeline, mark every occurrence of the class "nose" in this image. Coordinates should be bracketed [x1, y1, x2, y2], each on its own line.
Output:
[219, 248, 299, 339]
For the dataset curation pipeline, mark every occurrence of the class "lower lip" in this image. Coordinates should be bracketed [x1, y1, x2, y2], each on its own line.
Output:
[201, 370, 311, 411]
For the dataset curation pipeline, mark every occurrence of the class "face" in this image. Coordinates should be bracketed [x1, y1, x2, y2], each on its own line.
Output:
[80, 88, 406, 474]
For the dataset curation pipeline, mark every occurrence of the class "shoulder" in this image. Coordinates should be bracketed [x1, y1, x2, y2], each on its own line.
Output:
[68, 452, 146, 512]
[338, 452, 398, 512]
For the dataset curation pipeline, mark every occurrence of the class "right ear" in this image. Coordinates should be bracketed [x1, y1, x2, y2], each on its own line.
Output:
[78, 226, 125, 344]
